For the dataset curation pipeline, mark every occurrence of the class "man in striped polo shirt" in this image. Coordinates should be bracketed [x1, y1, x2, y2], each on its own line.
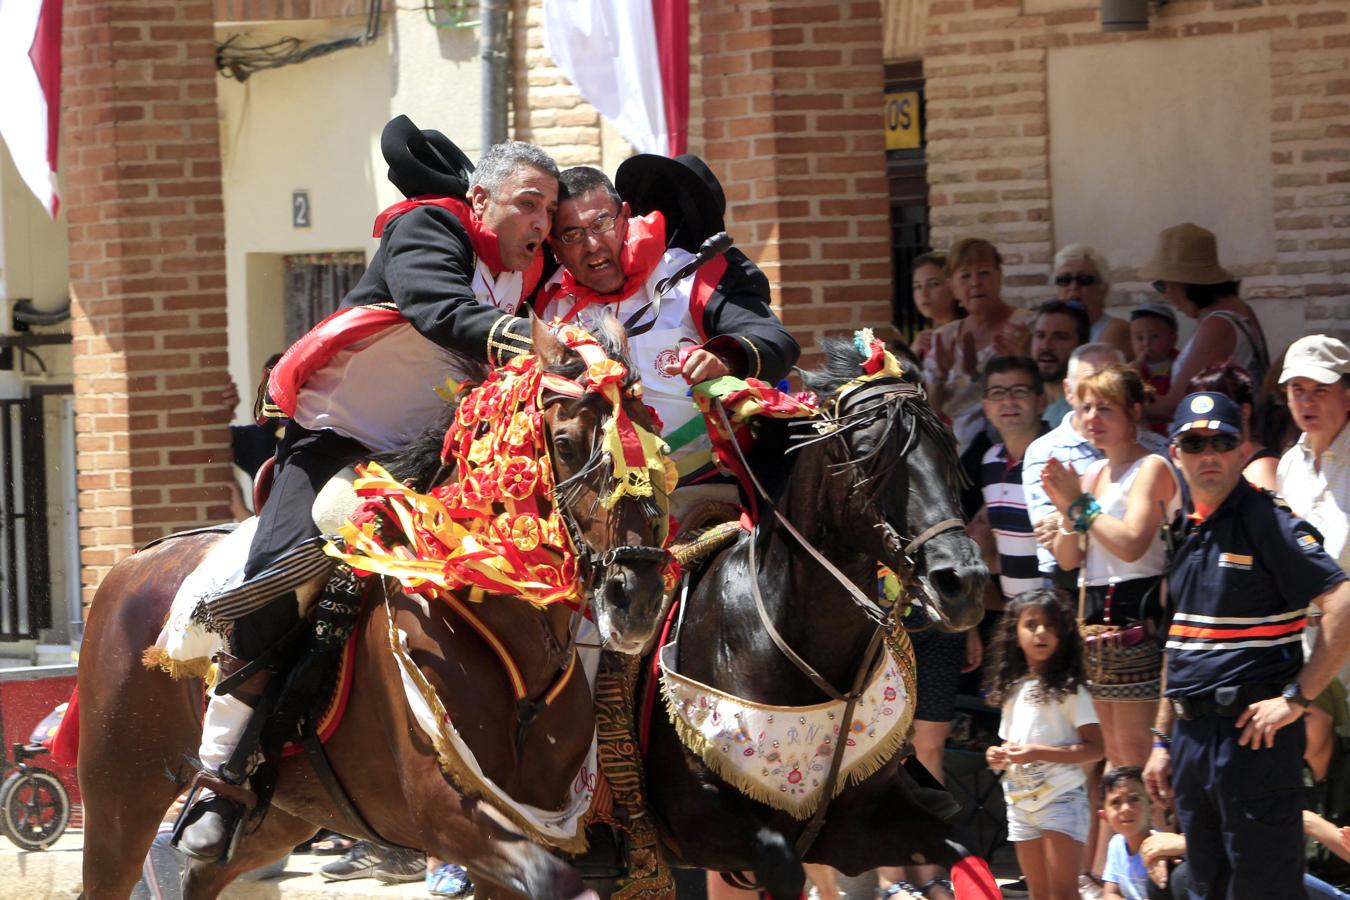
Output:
[1143, 392, 1350, 898]
[979, 356, 1050, 602]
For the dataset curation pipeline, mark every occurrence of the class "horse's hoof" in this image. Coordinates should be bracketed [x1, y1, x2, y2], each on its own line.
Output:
[176, 796, 241, 861]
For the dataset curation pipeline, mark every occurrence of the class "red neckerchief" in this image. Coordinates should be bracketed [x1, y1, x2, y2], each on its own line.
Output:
[371, 195, 544, 298]
[551, 211, 666, 322]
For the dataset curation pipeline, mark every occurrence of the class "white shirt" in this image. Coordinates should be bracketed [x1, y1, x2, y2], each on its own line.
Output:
[998, 678, 1098, 811]
[1022, 412, 1169, 574]
[1278, 423, 1350, 573]
[1080, 456, 1182, 586]
[292, 258, 522, 454]
[539, 249, 713, 471]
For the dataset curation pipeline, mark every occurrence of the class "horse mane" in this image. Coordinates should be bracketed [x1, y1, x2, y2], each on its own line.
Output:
[795, 337, 965, 495]
[374, 326, 641, 493]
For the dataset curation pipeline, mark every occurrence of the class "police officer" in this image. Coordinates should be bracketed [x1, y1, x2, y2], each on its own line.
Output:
[1142, 392, 1350, 898]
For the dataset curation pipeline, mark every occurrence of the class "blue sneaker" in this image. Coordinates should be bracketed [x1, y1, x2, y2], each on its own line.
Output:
[427, 862, 472, 898]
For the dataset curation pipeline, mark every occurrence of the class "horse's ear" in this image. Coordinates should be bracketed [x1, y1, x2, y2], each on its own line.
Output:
[530, 311, 567, 369]
[597, 311, 630, 358]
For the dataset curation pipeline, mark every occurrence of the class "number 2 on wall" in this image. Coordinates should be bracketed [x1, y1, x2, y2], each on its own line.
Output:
[293, 190, 311, 228]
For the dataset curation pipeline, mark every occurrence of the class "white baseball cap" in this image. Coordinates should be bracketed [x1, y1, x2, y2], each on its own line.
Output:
[1279, 334, 1350, 385]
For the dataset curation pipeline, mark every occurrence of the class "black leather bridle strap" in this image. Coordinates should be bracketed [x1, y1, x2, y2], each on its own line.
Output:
[716, 400, 964, 627]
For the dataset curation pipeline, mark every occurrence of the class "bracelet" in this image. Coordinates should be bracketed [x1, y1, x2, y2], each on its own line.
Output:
[1152, 742, 1170, 750]
[1068, 493, 1103, 533]
[1149, 727, 1171, 747]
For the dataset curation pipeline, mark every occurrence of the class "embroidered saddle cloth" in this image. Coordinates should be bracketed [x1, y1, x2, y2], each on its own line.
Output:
[658, 628, 917, 820]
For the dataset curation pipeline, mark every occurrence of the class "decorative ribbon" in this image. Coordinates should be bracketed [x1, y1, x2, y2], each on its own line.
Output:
[690, 329, 909, 523]
[327, 323, 677, 607]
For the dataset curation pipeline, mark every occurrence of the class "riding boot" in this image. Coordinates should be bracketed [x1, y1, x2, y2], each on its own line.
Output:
[179, 663, 273, 860]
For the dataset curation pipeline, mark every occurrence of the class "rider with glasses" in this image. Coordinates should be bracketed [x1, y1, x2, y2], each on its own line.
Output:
[536, 160, 798, 520]
[1143, 391, 1350, 899]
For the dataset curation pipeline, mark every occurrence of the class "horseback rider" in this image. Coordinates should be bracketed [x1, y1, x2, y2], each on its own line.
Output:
[535, 158, 799, 520]
[179, 117, 560, 859]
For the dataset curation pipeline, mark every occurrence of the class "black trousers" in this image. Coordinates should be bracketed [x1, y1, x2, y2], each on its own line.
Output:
[230, 422, 368, 659]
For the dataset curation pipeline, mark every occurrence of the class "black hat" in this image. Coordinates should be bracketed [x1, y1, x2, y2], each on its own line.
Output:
[615, 153, 726, 253]
[381, 114, 475, 200]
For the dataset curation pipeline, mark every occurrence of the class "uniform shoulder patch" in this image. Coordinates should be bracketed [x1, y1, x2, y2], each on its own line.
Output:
[1298, 532, 1322, 553]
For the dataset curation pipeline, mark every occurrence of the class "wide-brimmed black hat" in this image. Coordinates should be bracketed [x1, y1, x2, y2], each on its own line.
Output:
[381, 114, 475, 200]
[615, 153, 726, 253]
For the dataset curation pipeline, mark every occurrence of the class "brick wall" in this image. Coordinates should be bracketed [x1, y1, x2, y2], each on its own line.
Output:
[923, 0, 1350, 341]
[64, 1, 233, 602]
[511, 0, 890, 355]
[511, 0, 605, 167]
[697, 1, 893, 357]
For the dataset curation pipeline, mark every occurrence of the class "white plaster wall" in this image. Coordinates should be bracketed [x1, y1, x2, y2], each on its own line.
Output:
[0, 143, 78, 652]
[216, 11, 483, 405]
[1048, 35, 1275, 274]
[1046, 34, 1296, 350]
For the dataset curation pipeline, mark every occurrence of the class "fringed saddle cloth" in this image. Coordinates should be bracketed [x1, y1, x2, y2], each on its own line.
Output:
[658, 627, 917, 820]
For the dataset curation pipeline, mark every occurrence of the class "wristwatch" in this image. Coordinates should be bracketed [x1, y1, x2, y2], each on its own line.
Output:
[1281, 682, 1312, 709]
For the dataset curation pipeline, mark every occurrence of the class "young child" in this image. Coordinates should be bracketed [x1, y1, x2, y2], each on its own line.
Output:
[1100, 767, 1153, 899]
[1129, 305, 1179, 392]
[985, 589, 1103, 900]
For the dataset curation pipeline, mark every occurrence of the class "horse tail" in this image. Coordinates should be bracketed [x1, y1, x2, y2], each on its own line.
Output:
[946, 840, 1000, 899]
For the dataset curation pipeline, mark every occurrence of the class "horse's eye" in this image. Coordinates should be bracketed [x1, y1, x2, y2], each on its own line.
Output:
[553, 434, 583, 466]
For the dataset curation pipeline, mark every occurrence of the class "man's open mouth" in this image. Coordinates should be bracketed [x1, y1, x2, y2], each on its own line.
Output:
[524, 240, 539, 255]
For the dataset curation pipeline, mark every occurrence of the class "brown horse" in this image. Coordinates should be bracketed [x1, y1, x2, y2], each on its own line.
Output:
[77, 317, 671, 900]
[641, 341, 991, 898]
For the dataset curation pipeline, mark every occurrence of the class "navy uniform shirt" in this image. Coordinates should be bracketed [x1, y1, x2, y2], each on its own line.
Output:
[1164, 479, 1348, 696]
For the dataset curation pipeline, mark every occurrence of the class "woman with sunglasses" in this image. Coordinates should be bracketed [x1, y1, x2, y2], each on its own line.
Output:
[1054, 244, 1131, 358]
[1040, 366, 1181, 779]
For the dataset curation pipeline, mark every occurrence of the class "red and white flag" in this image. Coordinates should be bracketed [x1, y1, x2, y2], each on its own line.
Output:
[542, 0, 688, 157]
[0, 0, 63, 217]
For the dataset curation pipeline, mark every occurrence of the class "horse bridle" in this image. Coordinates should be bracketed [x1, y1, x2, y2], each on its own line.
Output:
[542, 392, 671, 611]
[712, 377, 963, 860]
[715, 378, 963, 630]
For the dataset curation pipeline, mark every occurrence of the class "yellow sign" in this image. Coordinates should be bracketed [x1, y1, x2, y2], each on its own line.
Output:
[884, 91, 921, 150]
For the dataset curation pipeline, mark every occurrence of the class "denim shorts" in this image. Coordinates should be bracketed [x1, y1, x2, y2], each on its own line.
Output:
[1006, 785, 1090, 843]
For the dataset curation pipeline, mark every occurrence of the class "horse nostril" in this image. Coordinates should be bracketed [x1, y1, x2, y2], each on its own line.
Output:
[929, 567, 963, 600]
[602, 572, 630, 611]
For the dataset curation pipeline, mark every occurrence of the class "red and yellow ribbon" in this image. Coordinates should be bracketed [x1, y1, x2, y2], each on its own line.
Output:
[327, 324, 676, 608]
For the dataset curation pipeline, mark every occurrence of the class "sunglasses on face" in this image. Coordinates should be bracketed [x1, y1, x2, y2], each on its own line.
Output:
[1055, 274, 1099, 288]
[556, 213, 618, 245]
[1174, 433, 1241, 455]
[984, 385, 1038, 402]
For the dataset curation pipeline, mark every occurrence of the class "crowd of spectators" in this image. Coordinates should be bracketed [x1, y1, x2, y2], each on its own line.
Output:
[872, 224, 1350, 900]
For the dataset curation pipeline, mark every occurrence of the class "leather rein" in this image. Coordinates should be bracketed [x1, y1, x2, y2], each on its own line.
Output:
[475, 387, 669, 758]
[711, 381, 963, 860]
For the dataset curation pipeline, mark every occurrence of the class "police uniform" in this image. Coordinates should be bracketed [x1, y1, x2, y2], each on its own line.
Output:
[1164, 394, 1349, 898]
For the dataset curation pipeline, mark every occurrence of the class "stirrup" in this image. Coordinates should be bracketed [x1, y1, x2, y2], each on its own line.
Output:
[169, 770, 259, 862]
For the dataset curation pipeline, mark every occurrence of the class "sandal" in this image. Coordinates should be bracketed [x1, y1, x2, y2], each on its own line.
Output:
[308, 831, 355, 855]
